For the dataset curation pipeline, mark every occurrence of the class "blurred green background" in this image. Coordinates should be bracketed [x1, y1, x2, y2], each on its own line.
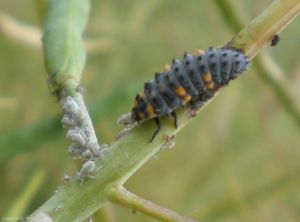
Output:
[0, 0, 300, 221]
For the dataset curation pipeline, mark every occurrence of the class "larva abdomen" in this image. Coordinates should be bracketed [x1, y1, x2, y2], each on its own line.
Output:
[131, 47, 250, 141]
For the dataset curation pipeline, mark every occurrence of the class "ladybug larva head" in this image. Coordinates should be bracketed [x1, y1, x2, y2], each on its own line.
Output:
[132, 92, 156, 122]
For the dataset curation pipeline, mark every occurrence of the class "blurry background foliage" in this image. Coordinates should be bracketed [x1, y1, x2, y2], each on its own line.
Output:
[0, 0, 300, 221]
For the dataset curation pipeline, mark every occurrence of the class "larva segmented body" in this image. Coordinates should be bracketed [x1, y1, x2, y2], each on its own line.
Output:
[131, 47, 250, 142]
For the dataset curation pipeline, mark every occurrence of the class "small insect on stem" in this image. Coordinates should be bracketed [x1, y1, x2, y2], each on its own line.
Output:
[63, 173, 71, 182]
[131, 47, 250, 142]
[270, 34, 280, 47]
[61, 96, 85, 125]
[61, 114, 77, 128]
[68, 144, 85, 157]
[66, 128, 86, 146]
[77, 160, 96, 186]
[86, 142, 101, 158]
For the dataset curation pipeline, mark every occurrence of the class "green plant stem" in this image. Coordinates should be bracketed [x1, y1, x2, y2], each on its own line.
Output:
[30, 0, 300, 221]
[29, 104, 204, 221]
[73, 92, 100, 155]
[224, 0, 300, 58]
[7, 168, 46, 218]
[43, 0, 89, 95]
[43, 0, 104, 159]
[215, 0, 300, 128]
[91, 203, 116, 222]
[110, 186, 198, 222]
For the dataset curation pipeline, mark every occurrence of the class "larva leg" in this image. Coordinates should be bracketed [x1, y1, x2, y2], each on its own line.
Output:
[171, 111, 178, 129]
[150, 117, 161, 142]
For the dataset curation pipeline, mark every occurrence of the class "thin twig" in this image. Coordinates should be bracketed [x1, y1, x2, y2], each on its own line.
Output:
[110, 186, 198, 222]
[215, 0, 300, 128]
[224, 0, 300, 58]
[0, 10, 113, 53]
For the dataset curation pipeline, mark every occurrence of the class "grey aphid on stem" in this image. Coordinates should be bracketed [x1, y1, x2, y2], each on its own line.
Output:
[61, 96, 79, 114]
[61, 96, 85, 121]
[61, 114, 78, 128]
[68, 144, 95, 161]
[161, 135, 176, 150]
[81, 149, 93, 160]
[66, 128, 86, 146]
[86, 142, 101, 158]
[77, 160, 96, 186]
[63, 173, 70, 182]
[68, 144, 85, 157]
[117, 112, 135, 125]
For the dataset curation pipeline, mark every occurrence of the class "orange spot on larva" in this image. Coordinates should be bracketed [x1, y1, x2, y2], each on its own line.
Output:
[206, 82, 214, 90]
[163, 64, 171, 73]
[202, 73, 214, 90]
[202, 72, 212, 82]
[194, 48, 205, 56]
[182, 94, 192, 102]
[146, 103, 156, 118]
[174, 87, 192, 103]
[174, 87, 187, 97]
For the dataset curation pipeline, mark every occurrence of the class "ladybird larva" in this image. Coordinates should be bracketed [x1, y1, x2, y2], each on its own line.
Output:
[131, 47, 250, 142]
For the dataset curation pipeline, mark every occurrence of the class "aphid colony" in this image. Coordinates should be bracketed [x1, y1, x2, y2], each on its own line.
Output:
[61, 96, 101, 183]
[131, 47, 250, 141]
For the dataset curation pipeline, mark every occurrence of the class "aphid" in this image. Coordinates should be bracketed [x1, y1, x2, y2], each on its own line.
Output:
[270, 34, 280, 47]
[66, 128, 86, 146]
[68, 144, 85, 157]
[81, 149, 93, 160]
[63, 173, 71, 182]
[87, 142, 101, 158]
[161, 135, 176, 150]
[77, 160, 96, 185]
[61, 96, 85, 122]
[61, 96, 80, 114]
[61, 114, 77, 128]
[131, 47, 250, 142]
